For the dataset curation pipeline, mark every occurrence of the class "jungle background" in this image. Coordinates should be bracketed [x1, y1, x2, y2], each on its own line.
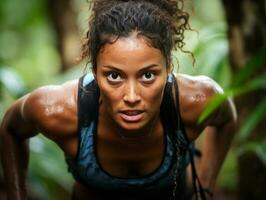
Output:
[0, 0, 265, 199]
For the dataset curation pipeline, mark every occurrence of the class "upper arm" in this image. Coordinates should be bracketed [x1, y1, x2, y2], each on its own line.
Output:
[176, 74, 237, 138]
[206, 94, 237, 128]
[198, 77, 237, 128]
[1, 79, 79, 141]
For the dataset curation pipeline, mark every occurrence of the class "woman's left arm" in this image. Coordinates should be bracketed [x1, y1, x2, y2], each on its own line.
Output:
[176, 74, 237, 198]
[197, 83, 237, 195]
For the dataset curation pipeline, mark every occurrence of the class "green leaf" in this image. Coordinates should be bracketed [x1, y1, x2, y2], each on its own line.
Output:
[248, 72, 266, 90]
[232, 48, 266, 87]
[198, 92, 228, 124]
[237, 139, 266, 166]
[237, 98, 266, 142]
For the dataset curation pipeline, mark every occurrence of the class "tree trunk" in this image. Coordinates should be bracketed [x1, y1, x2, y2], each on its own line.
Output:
[47, 0, 81, 72]
[222, 0, 266, 199]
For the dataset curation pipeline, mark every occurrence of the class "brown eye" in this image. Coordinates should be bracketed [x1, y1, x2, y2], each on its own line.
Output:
[141, 72, 155, 81]
[107, 72, 122, 82]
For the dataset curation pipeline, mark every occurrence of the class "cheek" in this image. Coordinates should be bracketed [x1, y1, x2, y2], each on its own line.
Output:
[99, 84, 122, 109]
[142, 82, 166, 109]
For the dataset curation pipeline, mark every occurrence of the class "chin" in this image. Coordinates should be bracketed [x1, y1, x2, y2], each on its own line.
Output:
[118, 120, 147, 131]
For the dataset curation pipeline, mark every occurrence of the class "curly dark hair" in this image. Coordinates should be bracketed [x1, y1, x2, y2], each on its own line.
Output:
[81, 0, 191, 70]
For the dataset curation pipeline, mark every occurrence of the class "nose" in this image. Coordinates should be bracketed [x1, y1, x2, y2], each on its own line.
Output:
[123, 81, 141, 104]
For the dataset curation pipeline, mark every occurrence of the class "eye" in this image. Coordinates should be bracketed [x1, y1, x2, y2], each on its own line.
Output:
[141, 72, 155, 82]
[107, 72, 122, 82]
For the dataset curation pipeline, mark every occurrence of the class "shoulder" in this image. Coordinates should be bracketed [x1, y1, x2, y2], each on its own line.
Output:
[174, 73, 236, 128]
[176, 73, 223, 102]
[22, 79, 79, 140]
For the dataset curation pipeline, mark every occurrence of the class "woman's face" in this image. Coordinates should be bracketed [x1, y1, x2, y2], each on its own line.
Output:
[95, 34, 169, 132]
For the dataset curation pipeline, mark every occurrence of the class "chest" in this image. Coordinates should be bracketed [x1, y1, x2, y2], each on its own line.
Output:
[65, 120, 190, 192]
[95, 117, 165, 177]
[96, 134, 165, 178]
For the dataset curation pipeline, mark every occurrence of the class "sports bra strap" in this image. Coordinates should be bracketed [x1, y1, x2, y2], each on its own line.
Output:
[172, 73, 207, 200]
[78, 74, 100, 127]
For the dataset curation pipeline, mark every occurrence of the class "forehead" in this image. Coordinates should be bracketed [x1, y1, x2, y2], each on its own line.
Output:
[96, 34, 166, 69]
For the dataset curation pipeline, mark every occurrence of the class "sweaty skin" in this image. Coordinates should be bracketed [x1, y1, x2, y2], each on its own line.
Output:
[0, 35, 236, 199]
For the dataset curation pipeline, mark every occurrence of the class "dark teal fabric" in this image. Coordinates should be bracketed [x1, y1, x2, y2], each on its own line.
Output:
[66, 73, 191, 199]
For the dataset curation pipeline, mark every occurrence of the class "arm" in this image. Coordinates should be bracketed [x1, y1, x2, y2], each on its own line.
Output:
[0, 79, 78, 200]
[198, 97, 237, 194]
[176, 74, 237, 198]
[0, 95, 38, 200]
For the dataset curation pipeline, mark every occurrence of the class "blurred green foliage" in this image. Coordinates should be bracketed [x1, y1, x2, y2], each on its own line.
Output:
[178, 0, 266, 192]
[28, 136, 74, 199]
[0, 0, 265, 199]
[0, 0, 76, 198]
[0, 0, 60, 90]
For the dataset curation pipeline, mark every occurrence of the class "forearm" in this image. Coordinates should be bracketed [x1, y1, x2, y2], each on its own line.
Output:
[0, 128, 29, 200]
[198, 122, 235, 190]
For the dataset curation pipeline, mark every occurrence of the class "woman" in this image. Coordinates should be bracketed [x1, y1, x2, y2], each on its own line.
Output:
[0, 0, 237, 199]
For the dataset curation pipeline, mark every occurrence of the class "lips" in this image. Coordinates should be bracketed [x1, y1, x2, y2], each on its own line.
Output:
[121, 110, 143, 115]
[119, 110, 144, 122]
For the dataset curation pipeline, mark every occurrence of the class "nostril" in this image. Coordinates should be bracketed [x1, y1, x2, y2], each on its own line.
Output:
[123, 93, 141, 103]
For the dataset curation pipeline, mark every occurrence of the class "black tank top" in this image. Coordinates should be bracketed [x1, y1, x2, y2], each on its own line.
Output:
[66, 73, 195, 199]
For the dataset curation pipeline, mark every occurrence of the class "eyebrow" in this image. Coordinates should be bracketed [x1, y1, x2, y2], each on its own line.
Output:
[102, 64, 160, 73]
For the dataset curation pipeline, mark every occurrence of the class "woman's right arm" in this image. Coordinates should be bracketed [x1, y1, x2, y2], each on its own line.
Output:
[0, 80, 78, 200]
[0, 94, 39, 200]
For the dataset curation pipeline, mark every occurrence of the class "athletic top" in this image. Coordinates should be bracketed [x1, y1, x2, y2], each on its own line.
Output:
[65, 73, 192, 199]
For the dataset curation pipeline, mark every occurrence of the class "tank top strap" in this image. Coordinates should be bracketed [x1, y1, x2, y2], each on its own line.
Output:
[172, 74, 191, 145]
[160, 73, 190, 148]
[66, 73, 100, 182]
[171, 74, 208, 200]
[78, 73, 100, 127]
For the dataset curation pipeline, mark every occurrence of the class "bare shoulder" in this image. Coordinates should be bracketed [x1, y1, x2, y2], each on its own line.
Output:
[22, 79, 79, 140]
[175, 73, 236, 128]
[176, 73, 223, 101]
